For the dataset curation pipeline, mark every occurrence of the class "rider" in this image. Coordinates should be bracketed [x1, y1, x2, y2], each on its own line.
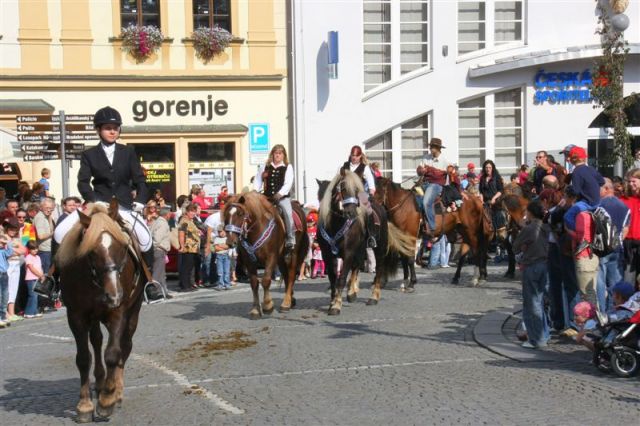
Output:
[254, 144, 296, 252]
[478, 159, 506, 233]
[339, 145, 378, 248]
[54, 106, 153, 262]
[416, 138, 450, 239]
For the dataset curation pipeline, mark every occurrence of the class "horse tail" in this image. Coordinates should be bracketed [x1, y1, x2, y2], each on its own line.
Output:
[387, 222, 416, 258]
[293, 203, 310, 267]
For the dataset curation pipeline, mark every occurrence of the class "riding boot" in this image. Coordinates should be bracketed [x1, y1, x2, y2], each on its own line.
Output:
[142, 248, 162, 300]
[367, 213, 378, 248]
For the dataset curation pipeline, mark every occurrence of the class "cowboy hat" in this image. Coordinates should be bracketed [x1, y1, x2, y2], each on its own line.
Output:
[429, 138, 445, 149]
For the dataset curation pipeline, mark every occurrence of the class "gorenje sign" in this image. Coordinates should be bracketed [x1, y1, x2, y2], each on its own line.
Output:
[132, 95, 228, 122]
[533, 69, 593, 105]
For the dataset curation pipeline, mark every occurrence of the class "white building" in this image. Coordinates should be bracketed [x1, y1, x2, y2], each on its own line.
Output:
[290, 0, 640, 202]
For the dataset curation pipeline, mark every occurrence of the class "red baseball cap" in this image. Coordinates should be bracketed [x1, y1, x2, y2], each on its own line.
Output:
[569, 146, 587, 160]
[467, 162, 475, 169]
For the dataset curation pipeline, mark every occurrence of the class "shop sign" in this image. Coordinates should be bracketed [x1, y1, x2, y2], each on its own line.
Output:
[131, 95, 228, 122]
[533, 69, 593, 105]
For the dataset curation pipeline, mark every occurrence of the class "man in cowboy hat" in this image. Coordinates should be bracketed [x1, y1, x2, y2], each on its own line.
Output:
[416, 138, 451, 238]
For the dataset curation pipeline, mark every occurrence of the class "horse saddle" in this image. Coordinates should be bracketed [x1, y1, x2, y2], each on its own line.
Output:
[275, 203, 304, 232]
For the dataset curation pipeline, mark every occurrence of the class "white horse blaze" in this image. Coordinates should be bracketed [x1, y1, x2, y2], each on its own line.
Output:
[228, 207, 237, 219]
[101, 233, 120, 301]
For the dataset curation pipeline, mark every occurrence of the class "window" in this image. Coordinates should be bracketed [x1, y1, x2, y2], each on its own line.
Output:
[193, 0, 231, 32]
[494, 88, 522, 172]
[400, 1, 429, 75]
[458, 97, 486, 166]
[457, 88, 523, 174]
[365, 132, 393, 176]
[457, 0, 523, 56]
[363, 1, 392, 92]
[120, 0, 160, 28]
[401, 114, 429, 185]
[364, 1, 430, 92]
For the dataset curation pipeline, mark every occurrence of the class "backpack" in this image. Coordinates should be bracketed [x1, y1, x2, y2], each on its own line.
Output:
[588, 207, 620, 257]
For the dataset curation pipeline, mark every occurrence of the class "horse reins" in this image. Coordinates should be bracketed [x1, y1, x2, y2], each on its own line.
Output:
[224, 203, 277, 262]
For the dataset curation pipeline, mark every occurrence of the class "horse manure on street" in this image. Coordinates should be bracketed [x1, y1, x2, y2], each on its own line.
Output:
[176, 331, 257, 362]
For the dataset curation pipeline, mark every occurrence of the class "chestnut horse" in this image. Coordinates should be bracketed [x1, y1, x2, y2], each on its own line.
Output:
[55, 201, 145, 423]
[223, 191, 309, 319]
[501, 194, 530, 279]
[317, 172, 414, 315]
[374, 177, 421, 291]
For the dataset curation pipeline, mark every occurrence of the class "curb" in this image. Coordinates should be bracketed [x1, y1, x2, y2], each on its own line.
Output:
[473, 309, 564, 363]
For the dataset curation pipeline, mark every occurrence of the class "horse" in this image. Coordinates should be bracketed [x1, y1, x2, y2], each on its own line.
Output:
[317, 171, 414, 315]
[374, 177, 421, 291]
[55, 200, 146, 423]
[223, 191, 309, 319]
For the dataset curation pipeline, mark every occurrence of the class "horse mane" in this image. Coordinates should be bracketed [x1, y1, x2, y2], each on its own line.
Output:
[318, 171, 365, 228]
[502, 194, 524, 213]
[56, 204, 130, 268]
[229, 191, 276, 220]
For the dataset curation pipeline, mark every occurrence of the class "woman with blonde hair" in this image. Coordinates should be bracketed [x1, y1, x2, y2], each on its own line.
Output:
[254, 144, 296, 252]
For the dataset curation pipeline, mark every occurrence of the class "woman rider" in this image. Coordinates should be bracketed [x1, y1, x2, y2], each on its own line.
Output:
[254, 144, 296, 252]
[478, 159, 506, 233]
[339, 145, 377, 248]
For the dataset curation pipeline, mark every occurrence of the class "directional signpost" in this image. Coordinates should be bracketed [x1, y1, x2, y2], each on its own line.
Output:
[16, 112, 96, 197]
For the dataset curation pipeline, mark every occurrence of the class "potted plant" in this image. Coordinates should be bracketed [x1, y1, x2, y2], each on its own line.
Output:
[120, 25, 164, 63]
[191, 26, 233, 64]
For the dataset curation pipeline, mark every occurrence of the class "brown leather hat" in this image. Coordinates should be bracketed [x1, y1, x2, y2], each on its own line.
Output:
[429, 138, 445, 149]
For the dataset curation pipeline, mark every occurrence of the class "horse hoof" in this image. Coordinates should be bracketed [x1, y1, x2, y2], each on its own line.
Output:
[263, 306, 274, 315]
[404, 287, 415, 294]
[249, 311, 262, 320]
[328, 308, 341, 316]
[347, 293, 357, 303]
[366, 298, 378, 306]
[279, 306, 290, 313]
[478, 279, 487, 286]
[96, 403, 114, 419]
[76, 410, 94, 424]
[451, 278, 459, 285]
[291, 297, 296, 307]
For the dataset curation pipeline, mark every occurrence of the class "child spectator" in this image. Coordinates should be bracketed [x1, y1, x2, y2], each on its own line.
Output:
[0, 233, 16, 328]
[39, 168, 51, 198]
[311, 241, 325, 278]
[24, 241, 44, 318]
[214, 225, 231, 290]
[574, 301, 597, 350]
[4, 218, 25, 323]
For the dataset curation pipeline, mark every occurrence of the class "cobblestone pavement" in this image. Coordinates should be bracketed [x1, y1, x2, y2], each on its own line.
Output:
[1, 265, 639, 425]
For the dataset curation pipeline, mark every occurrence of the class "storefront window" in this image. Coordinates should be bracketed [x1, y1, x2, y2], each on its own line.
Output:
[120, 0, 160, 28]
[401, 114, 429, 186]
[130, 143, 176, 207]
[188, 142, 235, 206]
[193, 0, 231, 32]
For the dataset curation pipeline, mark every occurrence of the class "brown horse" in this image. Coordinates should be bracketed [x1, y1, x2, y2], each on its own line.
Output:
[223, 191, 309, 319]
[501, 194, 530, 278]
[426, 193, 494, 285]
[55, 201, 145, 423]
[374, 177, 421, 291]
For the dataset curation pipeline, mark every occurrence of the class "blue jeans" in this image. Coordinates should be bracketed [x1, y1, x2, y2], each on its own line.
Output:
[522, 261, 550, 346]
[0, 272, 8, 320]
[560, 254, 580, 329]
[38, 251, 52, 275]
[547, 244, 565, 331]
[216, 253, 231, 287]
[429, 236, 447, 267]
[25, 280, 39, 316]
[597, 251, 622, 313]
[422, 183, 442, 231]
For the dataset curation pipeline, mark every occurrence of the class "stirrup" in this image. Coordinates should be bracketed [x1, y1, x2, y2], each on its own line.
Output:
[34, 276, 58, 300]
[367, 236, 377, 248]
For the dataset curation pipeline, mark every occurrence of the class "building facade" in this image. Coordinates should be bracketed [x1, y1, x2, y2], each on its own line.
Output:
[0, 0, 288, 206]
[291, 0, 640, 202]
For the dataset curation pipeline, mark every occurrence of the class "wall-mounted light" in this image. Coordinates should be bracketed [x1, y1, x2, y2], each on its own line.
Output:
[328, 31, 339, 79]
[442, 45, 448, 57]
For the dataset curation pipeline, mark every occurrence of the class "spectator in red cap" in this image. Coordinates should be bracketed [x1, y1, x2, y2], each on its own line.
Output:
[568, 146, 603, 208]
[466, 162, 476, 175]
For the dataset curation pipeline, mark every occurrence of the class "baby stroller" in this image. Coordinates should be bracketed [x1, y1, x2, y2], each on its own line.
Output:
[592, 310, 640, 378]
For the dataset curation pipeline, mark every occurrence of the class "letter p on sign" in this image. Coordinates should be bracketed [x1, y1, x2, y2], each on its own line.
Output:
[249, 123, 270, 153]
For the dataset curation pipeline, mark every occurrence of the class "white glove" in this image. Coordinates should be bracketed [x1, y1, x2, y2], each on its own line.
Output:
[133, 202, 145, 213]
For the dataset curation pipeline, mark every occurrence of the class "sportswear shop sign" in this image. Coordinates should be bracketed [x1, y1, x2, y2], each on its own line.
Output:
[533, 69, 594, 105]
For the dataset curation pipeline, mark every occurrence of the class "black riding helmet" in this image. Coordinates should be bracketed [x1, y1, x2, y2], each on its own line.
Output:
[93, 106, 122, 128]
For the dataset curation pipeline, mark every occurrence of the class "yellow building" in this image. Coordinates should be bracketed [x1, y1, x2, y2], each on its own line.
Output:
[0, 0, 288, 206]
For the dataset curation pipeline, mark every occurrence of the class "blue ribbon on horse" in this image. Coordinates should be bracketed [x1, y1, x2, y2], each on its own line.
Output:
[240, 218, 276, 262]
[319, 218, 354, 255]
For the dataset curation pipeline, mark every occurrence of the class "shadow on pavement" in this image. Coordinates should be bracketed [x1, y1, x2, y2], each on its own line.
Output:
[0, 377, 78, 419]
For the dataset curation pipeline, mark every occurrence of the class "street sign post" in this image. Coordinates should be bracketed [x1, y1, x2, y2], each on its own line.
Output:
[17, 111, 94, 198]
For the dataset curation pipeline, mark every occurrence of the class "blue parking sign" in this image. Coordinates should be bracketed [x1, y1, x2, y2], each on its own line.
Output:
[249, 123, 270, 153]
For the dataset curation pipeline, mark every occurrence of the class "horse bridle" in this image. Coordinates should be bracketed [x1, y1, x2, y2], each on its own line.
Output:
[331, 179, 358, 218]
[224, 203, 255, 238]
[87, 232, 140, 299]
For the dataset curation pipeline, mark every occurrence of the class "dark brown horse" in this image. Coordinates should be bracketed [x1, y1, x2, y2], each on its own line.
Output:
[374, 177, 421, 291]
[317, 172, 414, 315]
[55, 201, 145, 423]
[501, 194, 530, 278]
[223, 191, 309, 319]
